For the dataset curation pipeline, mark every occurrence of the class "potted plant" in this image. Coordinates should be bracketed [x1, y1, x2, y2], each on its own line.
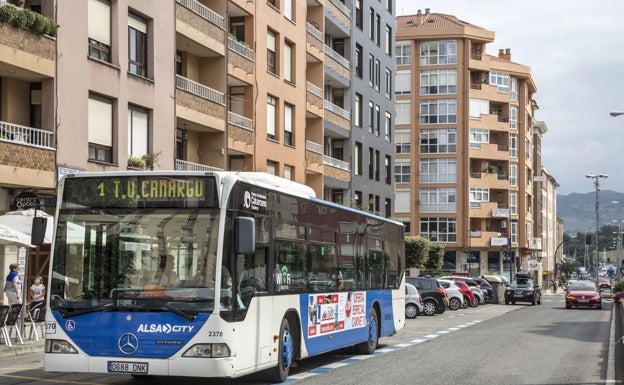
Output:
[127, 155, 145, 169]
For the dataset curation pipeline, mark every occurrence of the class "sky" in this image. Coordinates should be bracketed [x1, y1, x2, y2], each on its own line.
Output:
[395, 0, 624, 195]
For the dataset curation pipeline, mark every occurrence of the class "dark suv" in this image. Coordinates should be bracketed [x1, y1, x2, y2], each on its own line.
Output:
[406, 276, 448, 316]
[504, 273, 542, 305]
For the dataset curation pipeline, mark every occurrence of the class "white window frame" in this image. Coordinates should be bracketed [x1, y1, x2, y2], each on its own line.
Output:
[469, 98, 489, 119]
[420, 40, 457, 66]
[489, 71, 509, 93]
[395, 70, 411, 95]
[395, 130, 411, 154]
[469, 128, 489, 147]
[420, 158, 457, 183]
[394, 159, 411, 183]
[420, 187, 457, 213]
[420, 99, 457, 124]
[509, 134, 518, 158]
[395, 189, 411, 213]
[420, 69, 457, 95]
[395, 100, 411, 125]
[420, 217, 457, 243]
[509, 163, 518, 186]
[420, 128, 457, 154]
[395, 41, 411, 65]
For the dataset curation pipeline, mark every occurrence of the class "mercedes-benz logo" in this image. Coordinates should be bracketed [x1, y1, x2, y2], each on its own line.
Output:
[118, 333, 139, 355]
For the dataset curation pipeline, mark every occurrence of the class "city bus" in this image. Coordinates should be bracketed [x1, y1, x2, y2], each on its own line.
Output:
[43, 171, 405, 382]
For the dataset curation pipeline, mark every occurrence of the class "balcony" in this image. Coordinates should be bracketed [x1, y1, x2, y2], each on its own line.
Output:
[176, 75, 226, 131]
[306, 81, 323, 116]
[175, 0, 225, 57]
[305, 140, 323, 173]
[175, 159, 223, 172]
[0, 121, 55, 189]
[227, 35, 254, 80]
[326, 0, 351, 33]
[324, 45, 350, 86]
[227, 111, 254, 154]
[0, 21, 55, 79]
[323, 154, 350, 184]
[324, 99, 350, 133]
[306, 22, 323, 60]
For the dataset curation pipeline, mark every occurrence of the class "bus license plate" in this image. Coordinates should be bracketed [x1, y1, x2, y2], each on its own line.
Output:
[107, 361, 148, 374]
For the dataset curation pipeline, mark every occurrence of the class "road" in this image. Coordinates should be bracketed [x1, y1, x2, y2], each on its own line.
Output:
[0, 295, 618, 384]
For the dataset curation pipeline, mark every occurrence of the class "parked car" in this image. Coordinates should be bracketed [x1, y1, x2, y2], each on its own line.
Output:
[451, 280, 477, 307]
[441, 276, 481, 306]
[504, 272, 542, 305]
[406, 276, 448, 316]
[565, 281, 602, 309]
[472, 277, 493, 302]
[437, 279, 465, 310]
[405, 282, 424, 319]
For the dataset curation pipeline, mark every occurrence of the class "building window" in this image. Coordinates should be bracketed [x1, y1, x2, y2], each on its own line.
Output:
[420, 217, 457, 243]
[88, 94, 113, 163]
[385, 68, 392, 98]
[374, 59, 380, 91]
[510, 78, 518, 101]
[395, 130, 411, 154]
[284, 41, 293, 83]
[469, 128, 489, 147]
[509, 134, 518, 158]
[368, 194, 374, 213]
[355, 0, 362, 29]
[369, 8, 374, 40]
[394, 160, 410, 183]
[420, 99, 457, 124]
[395, 101, 411, 125]
[375, 14, 381, 46]
[395, 41, 411, 65]
[368, 101, 374, 134]
[510, 190, 518, 215]
[420, 69, 457, 95]
[420, 129, 456, 154]
[469, 187, 490, 203]
[420, 158, 457, 183]
[395, 70, 411, 95]
[267, 160, 277, 175]
[489, 71, 510, 93]
[469, 98, 489, 119]
[368, 54, 374, 87]
[128, 105, 148, 157]
[509, 105, 518, 130]
[385, 198, 391, 218]
[284, 103, 293, 146]
[267, 0, 278, 8]
[420, 40, 457, 66]
[283, 0, 293, 21]
[355, 93, 362, 127]
[420, 188, 457, 213]
[230, 19, 245, 42]
[385, 25, 392, 55]
[509, 163, 518, 186]
[385, 155, 391, 185]
[374, 150, 380, 181]
[395, 189, 410, 213]
[267, 95, 277, 140]
[374, 104, 380, 136]
[267, 30, 277, 75]
[88, 0, 111, 62]
[128, 14, 147, 77]
[368, 147, 374, 179]
[355, 44, 363, 78]
[384, 111, 391, 142]
[284, 164, 293, 180]
[354, 142, 362, 176]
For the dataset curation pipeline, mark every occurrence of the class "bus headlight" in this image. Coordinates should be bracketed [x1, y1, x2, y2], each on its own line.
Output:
[45, 339, 78, 354]
[183, 343, 230, 358]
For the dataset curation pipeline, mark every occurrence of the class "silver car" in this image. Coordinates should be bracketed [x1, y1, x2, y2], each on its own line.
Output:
[405, 282, 424, 319]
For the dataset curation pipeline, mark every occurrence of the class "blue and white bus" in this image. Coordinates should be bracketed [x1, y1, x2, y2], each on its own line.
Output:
[43, 171, 405, 382]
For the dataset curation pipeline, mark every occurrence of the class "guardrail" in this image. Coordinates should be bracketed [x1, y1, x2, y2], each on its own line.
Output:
[176, 0, 224, 29]
[0, 121, 54, 150]
[176, 75, 225, 105]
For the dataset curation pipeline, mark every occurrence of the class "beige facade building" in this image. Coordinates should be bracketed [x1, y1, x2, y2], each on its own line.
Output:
[395, 9, 556, 279]
[0, 0, 397, 296]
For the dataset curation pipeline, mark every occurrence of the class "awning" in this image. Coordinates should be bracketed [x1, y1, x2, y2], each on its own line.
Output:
[0, 209, 53, 244]
[0, 223, 34, 248]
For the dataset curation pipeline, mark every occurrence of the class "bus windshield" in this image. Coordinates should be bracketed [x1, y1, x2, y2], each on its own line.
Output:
[50, 208, 221, 317]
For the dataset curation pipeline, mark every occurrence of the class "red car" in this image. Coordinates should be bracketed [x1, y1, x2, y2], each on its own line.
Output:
[452, 280, 477, 307]
[598, 278, 611, 291]
[565, 281, 602, 309]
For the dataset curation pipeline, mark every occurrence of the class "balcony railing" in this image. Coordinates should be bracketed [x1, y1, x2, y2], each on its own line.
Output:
[306, 81, 323, 98]
[324, 99, 350, 120]
[306, 140, 323, 154]
[0, 121, 54, 150]
[324, 45, 350, 69]
[175, 159, 223, 172]
[328, 0, 351, 19]
[227, 111, 252, 130]
[306, 22, 323, 42]
[176, 75, 225, 105]
[323, 155, 349, 171]
[176, 0, 224, 29]
[227, 36, 254, 61]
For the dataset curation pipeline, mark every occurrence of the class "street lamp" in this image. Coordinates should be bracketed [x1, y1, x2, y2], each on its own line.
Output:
[586, 173, 608, 284]
[609, 111, 624, 117]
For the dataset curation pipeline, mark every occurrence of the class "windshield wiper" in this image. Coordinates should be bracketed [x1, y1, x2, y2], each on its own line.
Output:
[57, 303, 116, 318]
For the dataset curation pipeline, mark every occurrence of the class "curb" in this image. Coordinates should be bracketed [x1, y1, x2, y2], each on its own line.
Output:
[0, 342, 44, 358]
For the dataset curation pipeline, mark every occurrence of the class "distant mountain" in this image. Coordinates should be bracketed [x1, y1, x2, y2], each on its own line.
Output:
[557, 190, 624, 235]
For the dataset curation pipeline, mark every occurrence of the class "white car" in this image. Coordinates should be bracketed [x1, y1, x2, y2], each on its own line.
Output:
[437, 279, 465, 310]
[405, 282, 424, 319]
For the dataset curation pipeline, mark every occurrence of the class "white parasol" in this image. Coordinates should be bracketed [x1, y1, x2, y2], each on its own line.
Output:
[0, 223, 33, 247]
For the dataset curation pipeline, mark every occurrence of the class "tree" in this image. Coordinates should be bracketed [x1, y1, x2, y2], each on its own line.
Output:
[405, 235, 429, 269]
[424, 242, 444, 271]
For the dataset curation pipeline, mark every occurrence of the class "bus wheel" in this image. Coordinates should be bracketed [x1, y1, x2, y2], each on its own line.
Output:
[356, 309, 378, 354]
[267, 317, 294, 383]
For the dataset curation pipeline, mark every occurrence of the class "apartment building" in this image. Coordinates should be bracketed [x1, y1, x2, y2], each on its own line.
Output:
[0, 0, 396, 287]
[395, 9, 549, 278]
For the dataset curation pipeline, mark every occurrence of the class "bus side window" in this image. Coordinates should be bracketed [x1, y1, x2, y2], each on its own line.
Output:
[239, 248, 267, 307]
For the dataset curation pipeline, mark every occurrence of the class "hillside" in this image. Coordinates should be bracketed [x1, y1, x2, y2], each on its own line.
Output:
[557, 190, 624, 235]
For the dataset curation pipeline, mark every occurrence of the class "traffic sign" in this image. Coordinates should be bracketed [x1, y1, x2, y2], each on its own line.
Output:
[608, 268, 616, 277]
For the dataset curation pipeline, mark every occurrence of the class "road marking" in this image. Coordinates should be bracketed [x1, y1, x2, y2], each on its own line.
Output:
[0, 374, 102, 385]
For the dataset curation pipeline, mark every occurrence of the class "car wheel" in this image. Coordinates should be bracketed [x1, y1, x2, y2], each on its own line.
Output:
[449, 297, 461, 310]
[469, 298, 478, 307]
[461, 296, 469, 308]
[405, 303, 419, 319]
[423, 300, 437, 316]
[505, 300, 510, 305]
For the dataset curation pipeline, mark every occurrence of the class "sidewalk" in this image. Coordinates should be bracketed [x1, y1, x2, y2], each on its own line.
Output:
[0, 339, 43, 358]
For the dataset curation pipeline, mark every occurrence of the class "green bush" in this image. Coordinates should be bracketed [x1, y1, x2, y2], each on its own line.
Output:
[0, 5, 19, 24]
[613, 280, 624, 294]
[0, 4, 57, 37]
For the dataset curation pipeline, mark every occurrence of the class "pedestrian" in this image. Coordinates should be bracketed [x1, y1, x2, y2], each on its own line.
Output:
[4, 263, 23, 305]
[30, 275, 46, 304]
[551, 279, 558, 294]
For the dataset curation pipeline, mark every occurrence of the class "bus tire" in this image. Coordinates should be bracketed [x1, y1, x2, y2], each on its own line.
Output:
[356, 308, 378, 354]
[267, 317, 294, 383]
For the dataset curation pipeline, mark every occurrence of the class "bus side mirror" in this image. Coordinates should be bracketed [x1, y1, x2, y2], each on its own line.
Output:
[235, 217, 255, 254]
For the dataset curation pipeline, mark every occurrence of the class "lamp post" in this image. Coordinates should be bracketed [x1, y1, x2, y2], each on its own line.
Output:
[614, 201, 624, 270]
[586, 174, 608, 284]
